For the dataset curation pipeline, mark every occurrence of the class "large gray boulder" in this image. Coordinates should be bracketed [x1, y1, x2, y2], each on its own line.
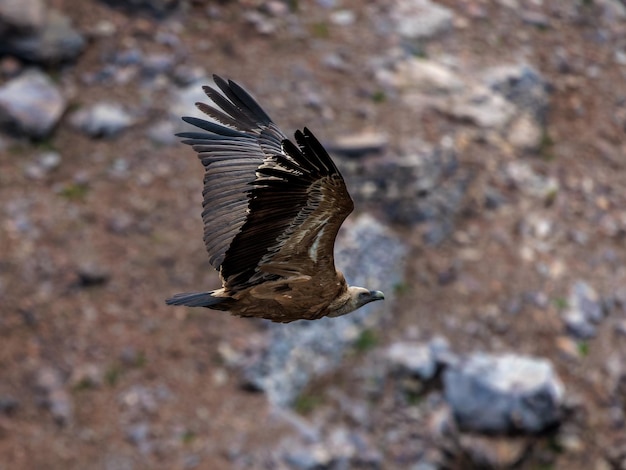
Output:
[0, 1, 84, 63]
[443, 353, 564, 434]
[0, 69, 66, 138]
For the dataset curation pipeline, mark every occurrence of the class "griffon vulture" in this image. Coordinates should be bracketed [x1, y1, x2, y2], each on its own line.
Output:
[166, 75, 384, 322]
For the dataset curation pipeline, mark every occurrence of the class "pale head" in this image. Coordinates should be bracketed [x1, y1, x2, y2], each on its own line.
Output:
[327, 286, 385, 318]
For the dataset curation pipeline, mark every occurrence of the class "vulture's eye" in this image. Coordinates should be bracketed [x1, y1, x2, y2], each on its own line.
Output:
[359, 292, 370, 300]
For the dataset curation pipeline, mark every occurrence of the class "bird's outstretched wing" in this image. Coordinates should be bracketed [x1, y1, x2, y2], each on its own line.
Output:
[178, 75, 287, 270]
[179, 76, 354, 293]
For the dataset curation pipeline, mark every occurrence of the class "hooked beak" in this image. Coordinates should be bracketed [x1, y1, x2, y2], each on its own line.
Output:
[370, 290, 385, 301]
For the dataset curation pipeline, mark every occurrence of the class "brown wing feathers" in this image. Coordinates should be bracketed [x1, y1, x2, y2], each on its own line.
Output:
[177, 75, 352, 294]
[168, 76, 387, 319]
[220, 128, 353, 291]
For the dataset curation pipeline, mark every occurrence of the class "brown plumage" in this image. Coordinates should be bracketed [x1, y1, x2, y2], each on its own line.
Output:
[166, 75, 384, 322]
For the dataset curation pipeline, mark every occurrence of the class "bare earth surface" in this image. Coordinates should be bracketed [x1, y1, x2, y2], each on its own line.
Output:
[1, 1, 626, 469]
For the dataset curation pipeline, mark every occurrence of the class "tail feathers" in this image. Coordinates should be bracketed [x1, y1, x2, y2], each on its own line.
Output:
[165, 291, 228, 308]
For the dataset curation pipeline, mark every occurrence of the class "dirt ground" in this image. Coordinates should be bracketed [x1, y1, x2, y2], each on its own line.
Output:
[1, 0, 626, 469]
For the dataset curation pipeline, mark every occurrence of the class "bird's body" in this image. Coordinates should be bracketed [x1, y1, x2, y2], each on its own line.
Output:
[166, 75, 384, 322]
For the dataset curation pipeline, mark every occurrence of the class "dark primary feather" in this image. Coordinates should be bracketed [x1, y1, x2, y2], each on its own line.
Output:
[214, 76, 273, 125]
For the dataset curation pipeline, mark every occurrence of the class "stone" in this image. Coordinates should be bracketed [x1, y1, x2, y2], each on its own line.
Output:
[439, 84, 517, 129]
[386, 340, 445, 381]
[330, 10, 356, 26]
[321, 52, 348, 72]
[507, 112, 543, 150]
[37, 151, 61, 171]
[70, 102, 135, 138]
[597, 0, 626, 21]
[141, 52, 176, 79]
[76, 262, 111, 287]
[125, 421, 153, 454]
[329, 130, 389, 157]
[505, 161, 559, 200]
[0, 396, 19, 415]
[388, 58, 464, 94]
[562, 280, 604, 339]
[97, 0, 179, 17]
[90, 20, 117, 38]
[393, 0, 454, 40]
[0, 8, 85, 63]
[35, 367, 73, 425]
[24, 150, 62, 179]
[0, 0, 46, 32]
[264, 1, 289, 16]
[243, 10, 277, 35]
[69, 363, 103, 388]
[114, 48, 143, 66]
[0, 69, 65, 138]
[279, 427, 381, 470]
[411, 463, 439, 470]
[443, 353, 564, 434]
[482, 64, 549, 124]
[615, 319, 626, 337]
[172, 64, 207, 86]
[118, 384, 171, 418]
[521, 11, 550, 28]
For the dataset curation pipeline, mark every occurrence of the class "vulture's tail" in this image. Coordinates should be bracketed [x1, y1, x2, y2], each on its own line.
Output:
[165, 291, 230, 309]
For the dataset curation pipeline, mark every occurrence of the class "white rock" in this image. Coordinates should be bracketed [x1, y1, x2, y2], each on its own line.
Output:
[330, 9, 356, 26]
[70, 102, 135, 138]
[393, 0, 454, 39]
[439, 85, 517, 129]
[330, 130, 388, 156]
[507, 112, 543, 150]
[391, 58, 464, 94]
[387, 341, 437, 381]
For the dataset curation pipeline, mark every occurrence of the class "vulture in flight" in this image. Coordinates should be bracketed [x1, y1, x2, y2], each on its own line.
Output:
[166, 75, 384, 322]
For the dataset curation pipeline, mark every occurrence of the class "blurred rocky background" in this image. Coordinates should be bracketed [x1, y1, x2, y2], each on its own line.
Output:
[1, 0, 626, 469]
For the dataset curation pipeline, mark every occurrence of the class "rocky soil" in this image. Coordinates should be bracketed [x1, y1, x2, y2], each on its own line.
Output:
[1, 0, 626, 469]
